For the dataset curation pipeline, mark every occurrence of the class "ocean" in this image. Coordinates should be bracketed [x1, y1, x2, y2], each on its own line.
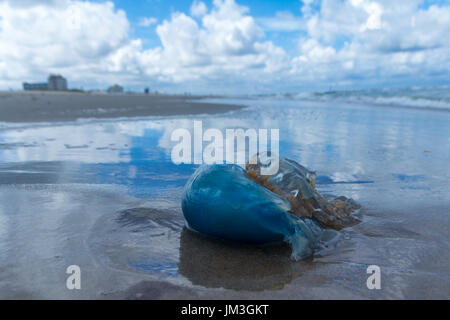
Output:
[258, 86, 450, 111]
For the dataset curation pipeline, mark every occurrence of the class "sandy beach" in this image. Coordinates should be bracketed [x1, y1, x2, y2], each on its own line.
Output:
[0, 92, 449, 300]
[0, 91, 243, 123]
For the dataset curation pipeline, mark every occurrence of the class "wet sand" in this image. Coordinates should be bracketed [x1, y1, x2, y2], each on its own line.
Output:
[0, 96, 449, 300]
[0, 91, 243, 123]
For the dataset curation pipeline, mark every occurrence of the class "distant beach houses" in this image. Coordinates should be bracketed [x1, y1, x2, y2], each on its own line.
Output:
[23, 74, 68, 91]
[22, 77, 148, 94]
[22, 82, 48, 91]
[107, 84, 124, 93]
[48, 75, 68, 91]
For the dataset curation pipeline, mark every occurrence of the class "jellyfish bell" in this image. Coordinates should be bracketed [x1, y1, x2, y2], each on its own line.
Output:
[181, 162, 346, 260]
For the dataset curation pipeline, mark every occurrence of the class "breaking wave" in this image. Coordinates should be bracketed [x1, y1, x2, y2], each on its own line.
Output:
[266, 87, 450, 110]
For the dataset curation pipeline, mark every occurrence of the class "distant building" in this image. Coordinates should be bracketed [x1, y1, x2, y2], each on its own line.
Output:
[48, 74, 68, 91]
[23, 82, 48, 91]
[107, 84, 124, 93]
[23, 74, 68, 91]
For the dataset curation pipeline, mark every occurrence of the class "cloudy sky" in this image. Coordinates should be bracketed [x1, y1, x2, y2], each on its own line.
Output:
[0, 0, 449, 93]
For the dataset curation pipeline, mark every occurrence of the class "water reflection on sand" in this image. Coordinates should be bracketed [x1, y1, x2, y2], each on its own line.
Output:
[0, 99, 449, 299]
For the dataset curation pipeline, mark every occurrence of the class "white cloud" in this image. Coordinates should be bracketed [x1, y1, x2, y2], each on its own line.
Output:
[0, 0, 63, 7]
[146, 0, 289, 82]
[190, 0, 207, 18]
[298, 39, 336, 63]
[289, 0, 450, 87]
[0, 0, 289, 90]
[138, 17, 157, 27]
[0, 0, 129, 85]
[0, 0, 450, 92]
[257, 11, 303, 32]
[350, 0, 383, 31]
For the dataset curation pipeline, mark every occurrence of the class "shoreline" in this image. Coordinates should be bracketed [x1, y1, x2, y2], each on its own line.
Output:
[0, 91, 244, 123]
